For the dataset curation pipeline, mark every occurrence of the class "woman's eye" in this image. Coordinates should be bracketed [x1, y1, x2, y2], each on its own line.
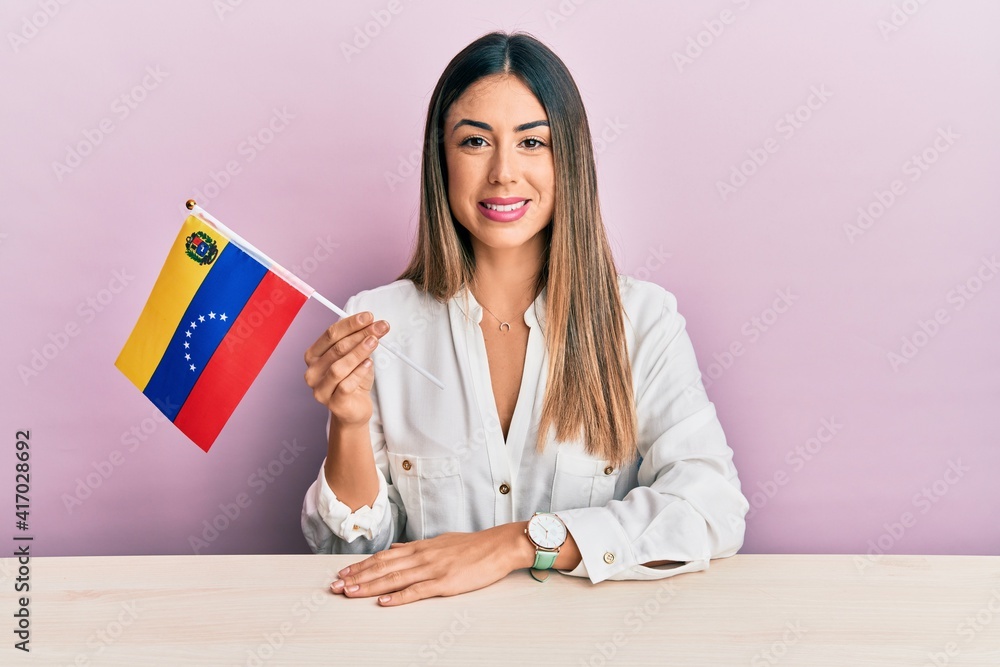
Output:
[459, 136, 547, 149]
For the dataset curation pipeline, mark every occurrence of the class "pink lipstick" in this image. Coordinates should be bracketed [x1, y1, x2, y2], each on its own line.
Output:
[478, 197, 530, 223]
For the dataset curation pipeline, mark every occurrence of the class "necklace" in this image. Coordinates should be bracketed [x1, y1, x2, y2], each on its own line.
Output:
[471, 278, 534, 333]
[481, 302, 512, 332]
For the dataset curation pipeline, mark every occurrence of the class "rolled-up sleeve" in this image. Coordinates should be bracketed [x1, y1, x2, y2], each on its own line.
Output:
[301, 452, 391, 548]
[555, 288, 749, 583]
[300, 295, 407, 554]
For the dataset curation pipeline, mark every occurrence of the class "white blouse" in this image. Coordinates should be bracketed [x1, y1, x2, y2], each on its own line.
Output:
[301, 274, 749, 583]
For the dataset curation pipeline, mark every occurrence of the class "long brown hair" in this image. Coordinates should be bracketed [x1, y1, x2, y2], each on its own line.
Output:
[397, 31, 637, 469]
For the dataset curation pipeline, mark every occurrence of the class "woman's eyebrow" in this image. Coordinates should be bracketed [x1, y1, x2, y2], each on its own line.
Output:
[452, 119, 550, 133]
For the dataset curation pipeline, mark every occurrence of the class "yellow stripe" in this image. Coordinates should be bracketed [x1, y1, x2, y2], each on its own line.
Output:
[115, 215, 230, 390]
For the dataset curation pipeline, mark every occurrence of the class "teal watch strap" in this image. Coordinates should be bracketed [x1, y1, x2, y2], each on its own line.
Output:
[532, 550, 558, 570]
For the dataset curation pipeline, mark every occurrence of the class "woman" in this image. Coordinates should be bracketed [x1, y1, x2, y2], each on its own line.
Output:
[301, 31, 749, 607]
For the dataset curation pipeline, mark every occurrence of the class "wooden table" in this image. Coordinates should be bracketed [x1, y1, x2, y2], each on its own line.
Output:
[2, 554, 998, 665]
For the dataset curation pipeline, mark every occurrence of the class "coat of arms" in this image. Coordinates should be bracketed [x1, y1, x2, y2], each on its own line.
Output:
[185, 230, 219, 265]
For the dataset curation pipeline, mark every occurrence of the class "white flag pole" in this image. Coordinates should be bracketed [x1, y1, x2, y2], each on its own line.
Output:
[185, 200, 445, 391]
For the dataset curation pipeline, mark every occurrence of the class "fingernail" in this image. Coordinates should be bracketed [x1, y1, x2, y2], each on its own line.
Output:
[360, 312, 372, 324]
[346, 584, 360, 593]
[375, 321, 388, 334]
[378, 595, 391, 604]
[330, 579, 344, 592]
[365, 336, 377, 348]
[339, 567, 350, 576]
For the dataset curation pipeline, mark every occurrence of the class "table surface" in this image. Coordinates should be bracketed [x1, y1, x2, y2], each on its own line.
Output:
[2, 553, 999, 666]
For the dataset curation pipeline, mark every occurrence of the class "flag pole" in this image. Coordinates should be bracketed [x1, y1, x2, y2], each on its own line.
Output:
[185, 200, 445, 391]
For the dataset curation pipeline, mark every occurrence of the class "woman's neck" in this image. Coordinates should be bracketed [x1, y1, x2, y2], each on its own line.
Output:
[470, 237, 546, 317]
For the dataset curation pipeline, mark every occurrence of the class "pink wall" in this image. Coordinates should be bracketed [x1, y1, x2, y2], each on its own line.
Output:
[2, 0, 997, 559]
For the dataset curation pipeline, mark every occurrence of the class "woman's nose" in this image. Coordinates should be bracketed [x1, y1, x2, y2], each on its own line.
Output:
[488, 145, 517, 184]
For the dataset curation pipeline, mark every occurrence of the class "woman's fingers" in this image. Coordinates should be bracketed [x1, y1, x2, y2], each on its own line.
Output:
[338, 544, 415, 579]
[329, 532, 513, 606]
[304, 311, 386, 367]
[331, 546, 419, 594]
[320, 333, 380, 397]
[321, 318, 390, 365]
[301, 311, 390, 425]
[310, 345, 374, 405]
[332, 565, 424, 598]
[342, 355, 376, 395]
[376, 582, 436, 607]
[337, 563, 435, 599]
[303, 313, 390, 395]
[304, 312, 363, 364]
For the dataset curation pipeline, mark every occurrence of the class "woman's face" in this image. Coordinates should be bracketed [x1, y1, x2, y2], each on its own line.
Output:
[443, 74, 555, 257]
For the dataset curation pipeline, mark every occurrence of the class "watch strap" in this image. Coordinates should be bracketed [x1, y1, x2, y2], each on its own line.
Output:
[532, 550, 558, 570]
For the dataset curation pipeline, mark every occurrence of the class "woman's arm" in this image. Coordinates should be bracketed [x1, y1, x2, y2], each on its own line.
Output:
[328, 520, 578, 606]
[301, 411, 403, 555]
[301, 294, 406, 555]
[326, 518, 680, 606]
[324, 419, 380, 511]
[553, 287, 749, 583]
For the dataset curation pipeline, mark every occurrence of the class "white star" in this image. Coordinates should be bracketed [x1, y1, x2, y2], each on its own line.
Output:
[198, 315, 206, 323]
[184, 353, 191, 361]
[190, 321, 197, 329]
[220, 313, 228, 322]
[183, 341, 189, 349]
[185, 331, 192, 338]
[189, 364, 196, 371]
[208, 311, 216, 319]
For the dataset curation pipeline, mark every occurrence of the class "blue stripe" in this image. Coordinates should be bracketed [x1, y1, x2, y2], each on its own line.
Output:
[143, 243, 267, 420]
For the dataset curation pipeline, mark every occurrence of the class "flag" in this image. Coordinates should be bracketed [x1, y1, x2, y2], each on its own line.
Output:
[115, 212, 312, 451]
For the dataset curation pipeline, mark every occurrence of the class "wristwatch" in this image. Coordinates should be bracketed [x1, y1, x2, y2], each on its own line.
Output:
[525, 512, 568, 571]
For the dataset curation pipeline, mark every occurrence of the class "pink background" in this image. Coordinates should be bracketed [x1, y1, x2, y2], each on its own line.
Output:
[1, 0, 997, 558]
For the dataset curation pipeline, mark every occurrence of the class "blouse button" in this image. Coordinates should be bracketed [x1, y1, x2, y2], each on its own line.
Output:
[603, 552, 616, 564]
[401, 460, 412, 471]
[604, 466, 614, 475]
[499, 483, 510, 495]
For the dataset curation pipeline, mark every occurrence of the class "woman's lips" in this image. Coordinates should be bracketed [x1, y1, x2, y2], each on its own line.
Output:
[478, 198, 530, 223]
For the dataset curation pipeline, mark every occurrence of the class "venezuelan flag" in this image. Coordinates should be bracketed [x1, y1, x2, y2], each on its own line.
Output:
[116, 212, 311, 451]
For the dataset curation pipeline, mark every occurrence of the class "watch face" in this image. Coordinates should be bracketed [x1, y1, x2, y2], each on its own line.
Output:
[528, 513, 567, 549]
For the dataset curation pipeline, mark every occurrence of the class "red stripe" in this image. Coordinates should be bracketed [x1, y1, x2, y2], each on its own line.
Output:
[173, 272, 308, 451]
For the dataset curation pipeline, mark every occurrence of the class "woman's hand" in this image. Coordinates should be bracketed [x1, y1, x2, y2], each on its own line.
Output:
[329, 523, 535, 606]
[303, 311, 390, 428]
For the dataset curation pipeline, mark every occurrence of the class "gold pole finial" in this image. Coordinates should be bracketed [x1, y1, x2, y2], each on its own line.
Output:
[185, 199, 197, 210]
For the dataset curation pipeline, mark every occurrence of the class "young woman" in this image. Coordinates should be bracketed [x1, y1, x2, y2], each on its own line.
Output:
[301, 31, 749, 607]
